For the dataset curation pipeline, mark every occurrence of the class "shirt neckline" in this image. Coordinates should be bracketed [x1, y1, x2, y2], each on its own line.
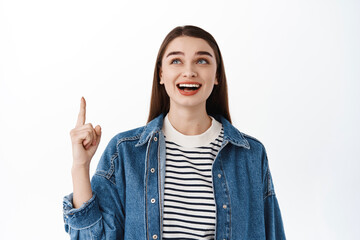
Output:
[162, 114, 222, 148]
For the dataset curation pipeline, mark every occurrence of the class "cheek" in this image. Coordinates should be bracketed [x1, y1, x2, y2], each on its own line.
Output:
[204, 69, 217, 83]
[162, 69, 179, 82]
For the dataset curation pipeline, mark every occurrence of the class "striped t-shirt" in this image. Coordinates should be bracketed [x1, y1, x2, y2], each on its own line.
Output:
[161, 114, 224, 240]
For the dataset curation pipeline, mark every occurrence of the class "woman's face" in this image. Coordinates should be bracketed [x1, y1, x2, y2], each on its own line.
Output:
[160, 36, 218, 111]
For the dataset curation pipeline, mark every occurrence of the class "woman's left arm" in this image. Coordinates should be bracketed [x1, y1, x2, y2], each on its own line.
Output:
[262, 146, 287, 239]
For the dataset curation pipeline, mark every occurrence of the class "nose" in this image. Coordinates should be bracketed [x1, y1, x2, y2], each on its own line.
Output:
[182, 64, 198, 78]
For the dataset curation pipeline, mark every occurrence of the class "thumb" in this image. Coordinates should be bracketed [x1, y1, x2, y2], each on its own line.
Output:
[94, 125, 102, 144]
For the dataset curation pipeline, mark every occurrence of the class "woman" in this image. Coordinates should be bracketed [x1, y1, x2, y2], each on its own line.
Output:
[63, 25, 286, 240]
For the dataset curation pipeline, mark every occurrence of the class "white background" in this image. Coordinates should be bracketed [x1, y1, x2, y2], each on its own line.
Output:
[0, 0, 359, 239]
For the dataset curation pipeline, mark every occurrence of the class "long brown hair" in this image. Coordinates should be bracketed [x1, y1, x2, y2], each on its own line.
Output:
[147, 25, 231, 123]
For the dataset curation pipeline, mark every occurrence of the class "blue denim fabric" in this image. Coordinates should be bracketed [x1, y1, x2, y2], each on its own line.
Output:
[63, 114, 286, 239]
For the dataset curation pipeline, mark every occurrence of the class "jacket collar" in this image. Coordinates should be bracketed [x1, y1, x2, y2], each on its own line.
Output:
[136, 113, 250, 149]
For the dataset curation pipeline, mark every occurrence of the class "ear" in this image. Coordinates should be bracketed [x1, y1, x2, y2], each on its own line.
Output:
[159, 68, 163, 84]
[214, 78, 219, 85]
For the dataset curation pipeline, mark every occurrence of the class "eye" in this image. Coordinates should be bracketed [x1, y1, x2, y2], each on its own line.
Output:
[170, 59, 181, 64]
[197, 58, 209, 64]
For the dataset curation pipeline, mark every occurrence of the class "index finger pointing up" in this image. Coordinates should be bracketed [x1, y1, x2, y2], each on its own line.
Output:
[76, 97, 86, 127]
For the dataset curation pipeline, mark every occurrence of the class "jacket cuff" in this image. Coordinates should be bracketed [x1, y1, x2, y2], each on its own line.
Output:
[63, 192, 102, 230]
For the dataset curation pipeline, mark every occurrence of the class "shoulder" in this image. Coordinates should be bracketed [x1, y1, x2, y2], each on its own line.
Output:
[106, 125, 146, 148]
[242, 132, 265, 149]
[235, 128, 267, 156]
[106, 114, 164, 148]
[95, 125, 147, 177]
[215, 115, 266, 153]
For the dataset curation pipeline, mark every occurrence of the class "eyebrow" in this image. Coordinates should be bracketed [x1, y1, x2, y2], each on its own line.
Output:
[165, 51, 213, 58]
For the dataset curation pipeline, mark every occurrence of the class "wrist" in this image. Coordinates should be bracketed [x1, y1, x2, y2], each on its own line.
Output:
[71, 163, 90, 174]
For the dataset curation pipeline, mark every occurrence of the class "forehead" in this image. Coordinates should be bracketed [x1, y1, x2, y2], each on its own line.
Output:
[164, 36, 214, 56]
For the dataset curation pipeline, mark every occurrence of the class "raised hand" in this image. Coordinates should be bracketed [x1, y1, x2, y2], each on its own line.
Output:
[70, 97, 102, 168]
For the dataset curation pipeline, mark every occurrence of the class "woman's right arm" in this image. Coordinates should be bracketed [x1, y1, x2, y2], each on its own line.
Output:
[70, 97, 101, 208]
[63, 97, 124, 239]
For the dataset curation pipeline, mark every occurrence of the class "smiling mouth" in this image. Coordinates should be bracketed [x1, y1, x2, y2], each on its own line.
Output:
[176, 83, 202, 91]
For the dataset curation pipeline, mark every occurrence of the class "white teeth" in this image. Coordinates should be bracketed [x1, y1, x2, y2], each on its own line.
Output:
[178, 83, 200, 88]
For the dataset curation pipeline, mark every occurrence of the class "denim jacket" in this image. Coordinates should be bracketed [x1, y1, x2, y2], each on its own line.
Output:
[63, 114, 286, 239]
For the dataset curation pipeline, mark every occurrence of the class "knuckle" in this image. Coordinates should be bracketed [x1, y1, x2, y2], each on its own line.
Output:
[70, 129, 76, 137]
[85, 131, 91, 138]
[86, 132, 94, 140]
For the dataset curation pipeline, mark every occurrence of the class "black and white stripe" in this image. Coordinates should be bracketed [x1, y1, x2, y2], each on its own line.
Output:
[162, 129, 224, 240]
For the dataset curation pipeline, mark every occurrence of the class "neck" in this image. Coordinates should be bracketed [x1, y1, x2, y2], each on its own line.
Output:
[167, 104, 211, 135]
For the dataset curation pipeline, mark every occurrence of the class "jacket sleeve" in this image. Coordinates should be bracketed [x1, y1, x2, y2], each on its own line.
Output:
[63, 137, 125, 239]
[262, 146, 286, 240]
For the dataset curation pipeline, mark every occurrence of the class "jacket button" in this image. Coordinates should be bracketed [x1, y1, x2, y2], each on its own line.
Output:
[223, 204, 227, 209]
[153, 137, 158, 141]
[151, 198, 156, 203]
[218, 173, 221, 178]
[152, 234, 158, 239]
[150, 168, 155, 173]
